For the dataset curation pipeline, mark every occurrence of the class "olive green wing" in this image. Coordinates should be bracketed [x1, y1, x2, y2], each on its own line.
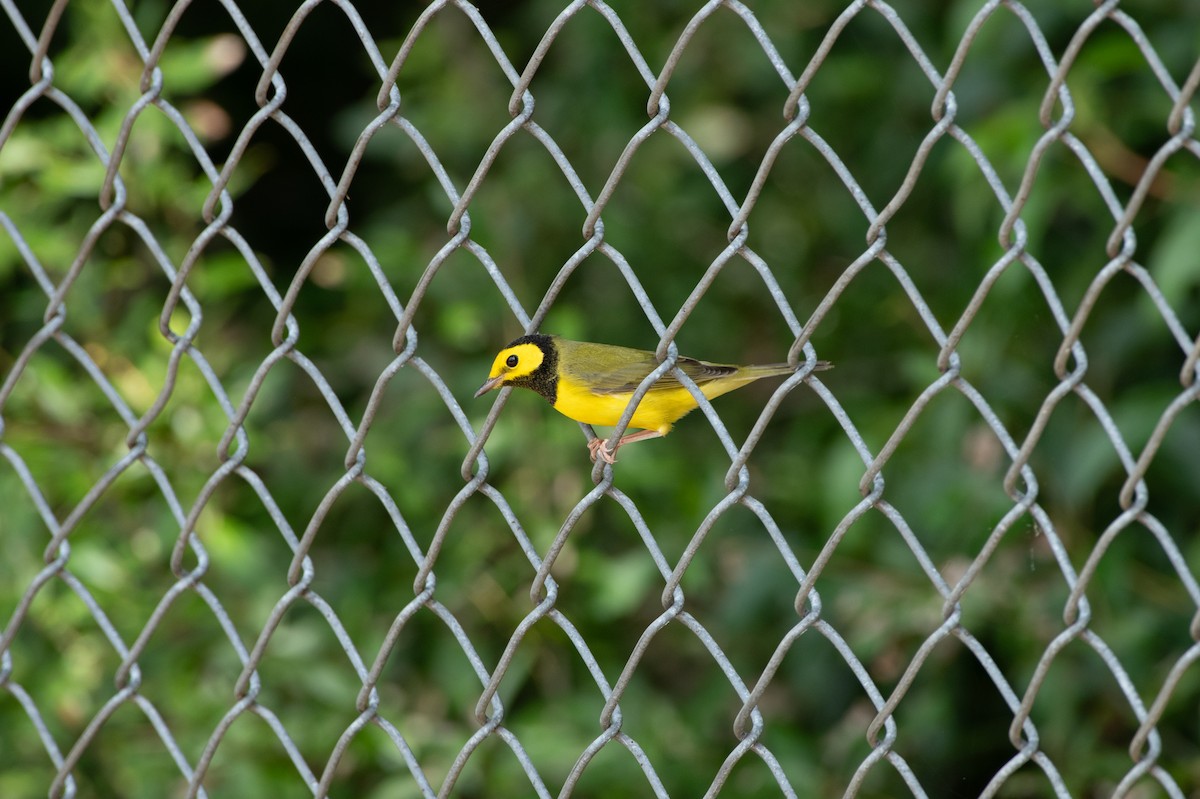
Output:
[557, 339, 742, 395]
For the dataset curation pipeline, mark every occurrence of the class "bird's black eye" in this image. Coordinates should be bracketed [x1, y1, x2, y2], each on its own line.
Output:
[506, 354, 518, 368]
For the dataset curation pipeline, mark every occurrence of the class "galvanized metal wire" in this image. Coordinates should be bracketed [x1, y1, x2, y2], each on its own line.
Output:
[2, 0, 1198, 796]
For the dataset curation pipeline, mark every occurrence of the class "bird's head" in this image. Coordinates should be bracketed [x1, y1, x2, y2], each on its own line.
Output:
[474, 334, 558, 399]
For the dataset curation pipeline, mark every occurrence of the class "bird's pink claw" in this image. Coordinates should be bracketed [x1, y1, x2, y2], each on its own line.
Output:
[587, 438, 618, 464]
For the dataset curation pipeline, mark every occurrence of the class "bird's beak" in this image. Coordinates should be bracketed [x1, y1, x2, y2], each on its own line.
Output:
[474, 375, 505, 398]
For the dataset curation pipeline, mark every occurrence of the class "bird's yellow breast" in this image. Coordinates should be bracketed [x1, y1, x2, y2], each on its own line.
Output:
[553, 373, 738, 435]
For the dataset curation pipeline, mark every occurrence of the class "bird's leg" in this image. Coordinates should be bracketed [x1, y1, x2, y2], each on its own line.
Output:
[588, 429, 664, 463]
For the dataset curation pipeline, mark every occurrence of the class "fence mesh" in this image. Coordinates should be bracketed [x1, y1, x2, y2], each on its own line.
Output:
[2, 0, 1199, 796]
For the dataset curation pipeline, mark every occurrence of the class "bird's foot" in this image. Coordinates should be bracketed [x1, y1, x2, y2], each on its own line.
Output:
[587, 438, 618, 464]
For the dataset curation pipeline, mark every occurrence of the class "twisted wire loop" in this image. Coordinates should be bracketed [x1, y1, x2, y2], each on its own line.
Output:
[1, 0, 1197, 796]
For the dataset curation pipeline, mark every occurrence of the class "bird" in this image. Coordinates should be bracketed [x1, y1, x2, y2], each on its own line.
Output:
[474, 334, 830, 463]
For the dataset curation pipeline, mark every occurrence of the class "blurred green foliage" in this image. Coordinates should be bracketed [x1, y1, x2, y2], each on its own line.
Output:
[2, 0, 1199, 797]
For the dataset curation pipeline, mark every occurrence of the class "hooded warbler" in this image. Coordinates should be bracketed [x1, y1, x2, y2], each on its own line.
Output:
[475, 334, 831, 462]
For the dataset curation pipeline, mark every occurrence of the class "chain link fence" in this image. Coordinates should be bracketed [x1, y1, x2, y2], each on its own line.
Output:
[2, 0, 1199, 796]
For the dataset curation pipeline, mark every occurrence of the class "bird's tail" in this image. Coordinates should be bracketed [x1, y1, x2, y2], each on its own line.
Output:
[699, 360, 832, 401]
[742, 360, 833, 379]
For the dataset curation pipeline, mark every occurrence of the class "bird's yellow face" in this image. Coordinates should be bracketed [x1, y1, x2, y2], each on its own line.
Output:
[474, 341, 548, 397]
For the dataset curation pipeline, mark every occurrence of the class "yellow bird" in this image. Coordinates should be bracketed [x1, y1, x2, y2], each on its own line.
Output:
[475, 334, 831, 463]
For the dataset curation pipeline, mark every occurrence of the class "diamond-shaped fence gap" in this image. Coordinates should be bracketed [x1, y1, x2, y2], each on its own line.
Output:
[400, 142, 585, 336]
[646, 254, 802, 365]
[55, 694, 200, 798]
[1090, 511, 1199, 623]
[878, 142, 1018, 325]
[1064, 17, 1193, 188]
[730, 136, 870, 302]
[227, 357, 358, 526]
[216, 125, 346, 290]
[63, 334, 230, 528]
[587, 130, 745, 288]
[366, 601, 512, 765]
[0, 684, 66, 799]
[197, 703, 321, 798]
[1024, 636, 1165, 789]
[812, 508, 949, 676]
[295, 478, 429, 639]
[19, 0, 144, 113]
[0, 343, 139, 515]
[798, 256, 943, 445]
[357, 359, 502, 531]
[380, 248, 517, 370]
[179, 470, 307, 634]
[439, 133, 597, 295]
[867, 389, 1025, 566]
[485, 621, 628, 784]
[234, 596, 368, 745]
[1, 573, 133, 767]
[739, 624, 880, 774]
[756, 396, 861, 515]
[936, 519, 1065, 657]
[940, 7, 1078, 192]
[93, 103, 223, 240]
[680, 503, 817, 669]
[0, 106, 113, 284]
[440, 728, 552, 799]
[349, 125, 462, 273]
[874, 632, 1030, 792]
[173, 243, 281, 376]
[271, 246, 402, 398]
[558, 737, 671, 799]
[591, 470, 732, 576]
[318, 716, 437, 799]
[1066, 263, 1190, 392]
[122, 583, 247, 748]
[209, 156, 348, 296]
[32, 461, 191, 642]
[137, 27, 249, 141]
[532, 495, 660, 654]
[342, 608, 477, 756]
[940, 251, 1068, 415]
[45, 217, 196, 355]
[156, 19, 266, 166]
[594, 619, 751, 797]
[943, 504, 1062, 624]
[413, 488, 544, 652]
[1068, 521, 1200, 724]
[630, 5, 798, 175]
[511, 249, 663, 348]
[796, 6, 946, 212]
[384, 6, 528, 187]
[512, 3, 664, 194]
[480, 467, 592, 566]
[1015, 158, 1127, 299]
[1024, 388, 1132, 534]
[238, 1, 382, 156]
